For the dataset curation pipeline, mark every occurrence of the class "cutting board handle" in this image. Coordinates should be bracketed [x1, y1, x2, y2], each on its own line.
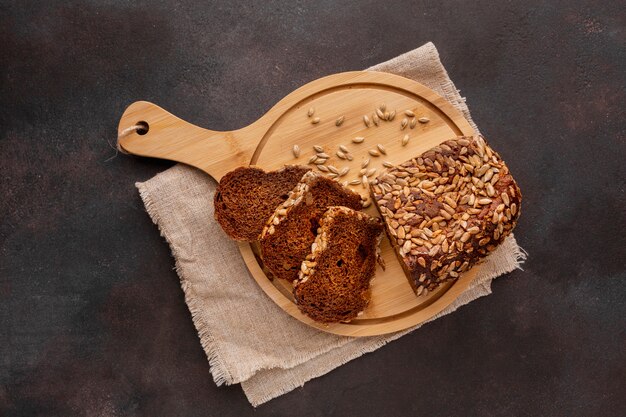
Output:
[117, 101, 255, 180]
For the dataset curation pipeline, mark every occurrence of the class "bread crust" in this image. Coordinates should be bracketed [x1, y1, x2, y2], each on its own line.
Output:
[370, 135, 522, 296]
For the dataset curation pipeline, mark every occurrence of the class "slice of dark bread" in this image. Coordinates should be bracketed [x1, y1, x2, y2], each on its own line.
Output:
[214, 165, 310, 241]
[259, 172, 363, 281]
[370, 135, 522, 296]
[293, 206, 384, 323]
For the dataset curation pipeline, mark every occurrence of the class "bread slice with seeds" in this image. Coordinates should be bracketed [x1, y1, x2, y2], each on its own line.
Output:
[214, 165, 310, 241]
[293, 206, 384, 323]
[370, 135, 522, 296]
[259, 172, 363, 282]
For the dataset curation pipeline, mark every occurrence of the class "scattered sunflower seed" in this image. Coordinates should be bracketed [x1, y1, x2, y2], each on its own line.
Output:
[327, 165, 339, 174]
[402, 134, 410, 146]
[383, 161, 394, 168]
[388, 110, 396, 121]
[400, 118, 408, 130]
[352, 136, 365, 144]
[313, 145, 324, 153]
[349, 179, 361, 185]
[346, 154, 354, 161]
[339, 167, 350, 177]
[339, 144, 349, 153]
[379, 103, 386, 112]
[307, 155, 318, 164]
[307, 107, 315, 117]
[409, 117, 417, 129]
[292, 145, 300, 158]
[418, 116, 430, 124]
[335, 115, 345, 126]
[366, 168, 377, 177]
[316, 152, 329, 159]
[311, 117, 320, 124]
[361, 158, 370, 168]
[376, 108, 385, 119]
[336, 150, 347, 159]
[362, 175, 369, 188]
[363, 115, 371, 127]
[377, 144, 387, 155]
[372, 113, 380, 126]
[369, 149, 380, 157]
[317, 165, 328, 172]
[404, 110, 415, 117]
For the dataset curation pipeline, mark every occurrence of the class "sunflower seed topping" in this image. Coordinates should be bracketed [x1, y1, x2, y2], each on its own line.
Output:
[368, 135, 521, 295]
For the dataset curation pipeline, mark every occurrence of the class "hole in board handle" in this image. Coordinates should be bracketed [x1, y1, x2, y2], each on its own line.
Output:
[136, 121, 149, 135]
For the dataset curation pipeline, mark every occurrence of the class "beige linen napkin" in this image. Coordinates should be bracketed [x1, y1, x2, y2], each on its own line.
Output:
[135, 42, 526, 407]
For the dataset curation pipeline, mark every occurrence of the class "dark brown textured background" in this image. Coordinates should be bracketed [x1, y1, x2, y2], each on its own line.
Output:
[1, 1, 625, 416]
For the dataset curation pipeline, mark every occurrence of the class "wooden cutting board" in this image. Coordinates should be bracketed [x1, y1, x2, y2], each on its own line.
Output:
[118, 71, 476, 336]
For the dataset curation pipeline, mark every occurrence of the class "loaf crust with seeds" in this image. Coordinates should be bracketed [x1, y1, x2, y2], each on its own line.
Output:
[259, 172, 363, 282]
[293, 206, 384, 323]
[214, 165, 310, 241]
[370, 135, 522, 296]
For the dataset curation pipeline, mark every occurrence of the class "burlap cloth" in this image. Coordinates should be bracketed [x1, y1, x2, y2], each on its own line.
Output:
[134, 42, 526, 407]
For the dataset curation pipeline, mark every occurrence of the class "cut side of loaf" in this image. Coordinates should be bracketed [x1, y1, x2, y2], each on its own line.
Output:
[214, 165, 310, 241]
[293, 206, 384, 323]
[259, 172, 363, 282]
[370, 135, 522, 296]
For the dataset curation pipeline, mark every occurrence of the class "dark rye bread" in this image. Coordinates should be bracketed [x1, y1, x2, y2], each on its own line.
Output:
[214, 165, 310, 241]
[259, 172, 363, 282]
[370, 135, 522, 296]
[293, 206, 384, 323]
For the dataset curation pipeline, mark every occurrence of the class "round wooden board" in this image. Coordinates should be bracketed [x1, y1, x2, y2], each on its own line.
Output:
[117, 71, 477, 337]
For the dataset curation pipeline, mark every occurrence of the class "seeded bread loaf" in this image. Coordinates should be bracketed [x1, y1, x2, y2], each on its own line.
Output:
[370, 135, 522, 296]
[259, 171, 363, 281]
[293, 206, 384, 323]
[214, 165, 310, 241]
